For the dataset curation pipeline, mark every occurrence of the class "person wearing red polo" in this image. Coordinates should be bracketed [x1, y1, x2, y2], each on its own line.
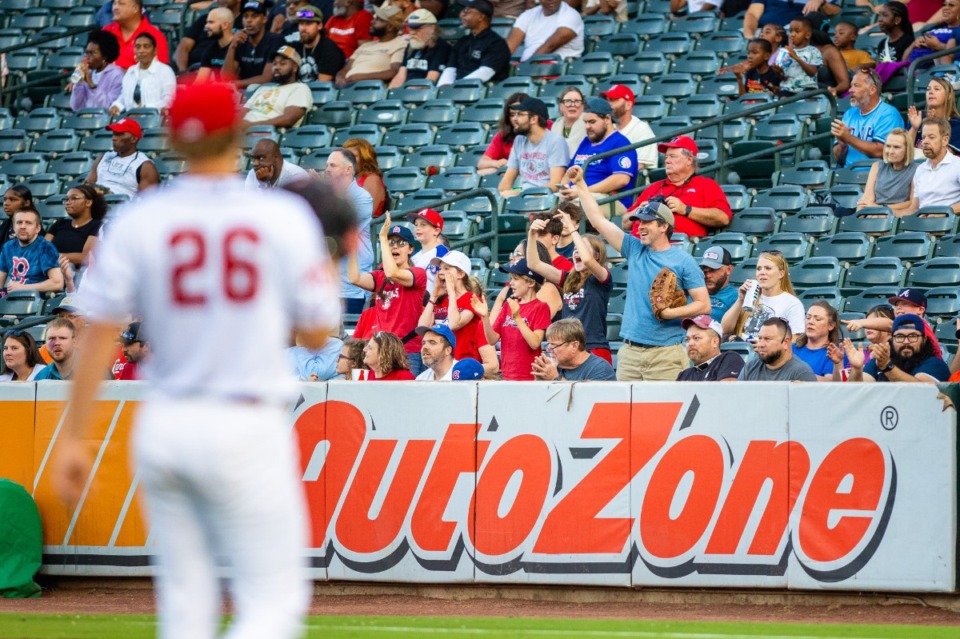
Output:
[103, 0, 170, 70]
[623, 136, 732, 239]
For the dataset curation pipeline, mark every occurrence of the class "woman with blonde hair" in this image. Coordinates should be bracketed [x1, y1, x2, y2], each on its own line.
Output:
[721, 251, 805, 341]
[343, 138, 387, 218]
[906, 77, 960, 155]
[857, 128, 916, 214]
[363, 331, 414, 380]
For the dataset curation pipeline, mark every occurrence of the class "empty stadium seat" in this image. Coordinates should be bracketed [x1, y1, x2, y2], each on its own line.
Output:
[332, 124, 381, 146]
[775, 160, 831, 189]
[836, 207, 896, 235]
[753, 185, 808, 213]
[797, 286, 843, 310]
[403, 145, 456, 170]
[694, 232, 751, 262]
[280, 126, 333, 155]
[900, 207, 957, 235]
[15, 107, 61, 135]
[670, 51, 720, 78]
[383, 123, 435, 150]
[924, 287, 960, 319]
[47, 151, 93, 179]
[516, 54, 565, 81]
[726, 207, 776, 237]
[0, 290, 43, 322]
[620, 52, 669, 79]
[671, 95, 721, 121]
[843, 257, 905, 289]
[596, 33, 643, 58]
[0, 153, 47, 178]
[936, 234, 960, 258]
[0, 129, 30, 158]
[753, 232, 808, 262]
[21, 173, 61, 198]
[437, 78, 486, 103]
[643, 33, 692, 56]
[338, 80, 386, 106]
[843, 286, 900, 314]
[729, 257, 758, 287]
[386, 80, 437, 104]
[906, 257, 960, 287]
[434, 122, 486, 151]
[567, 52, 616, 78]
[308, 101, 354, 127]
[646, 73, 698, 101]
[356, 100, 407, 129]
[382, 167, 426, 195]
[872, 232, 932, 261]
[790, 257, 842, 290]
[298, 148, 334, 171]
[779, 207, 835, 237]
[306, 81, 337, 105]
[426, 167, 480, 192]
[62, 108, 111, 133]
[813, 232, 871, 263]
[32, 130, 79, 156]
[407, 99, 459, 126]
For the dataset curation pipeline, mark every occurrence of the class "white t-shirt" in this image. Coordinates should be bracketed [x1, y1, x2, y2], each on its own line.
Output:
[618, 116, 658, 169]
[740, 292, 805, 340]
[583, 0, 627, 21]
[243, 82, 313, 128]
[412, 243, 448, 295]
[244, 159, 309, 190]
[0, 363, 45, 381]
[79, 175, 340, 403]
[416, 360, 457, 380]
[913, 152, 960, 209]
[507, 130, 570, 191]
[514, 3, 584, 62]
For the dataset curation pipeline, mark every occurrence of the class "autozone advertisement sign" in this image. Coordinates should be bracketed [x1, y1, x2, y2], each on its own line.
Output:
[295, 382, 956, 591]
[10, 381, 956, 591]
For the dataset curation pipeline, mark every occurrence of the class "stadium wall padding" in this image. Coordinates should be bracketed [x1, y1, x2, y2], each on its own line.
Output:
[1, 381, 955, 592]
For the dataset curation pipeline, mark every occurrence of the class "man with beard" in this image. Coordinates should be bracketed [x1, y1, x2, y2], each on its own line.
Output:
[600, 84, 657, 169]
[224, 1, 285, 89]
[560, 98, 638, 216]
[738, 317, 817, 381]
[0, 209, 63, 294]
[415, 324, 457, 380]
[293, 5, 344, 81]
[117, 321, 149, 380]
[175, 0, 241, 73]
[241, 46, 314, 128]
[497, 97, 569, 196]
[196, 8, 238, 81]
[87, 118, 161, 198]
[437, 0, 511, 86]
[34, 319, 78, 381]
[388, 9, 451, 88]
[326, 0, 373, 59]
[832, 67, 903, 168]
[677, 315, 743, 381]
[623, 136, 732, 238]
[324, 149, 374, 313]
[852, 314, 950, 383]
[909, 117, 960, 212]
[335, 4, 406, 87]
[699, 247, 738, 322]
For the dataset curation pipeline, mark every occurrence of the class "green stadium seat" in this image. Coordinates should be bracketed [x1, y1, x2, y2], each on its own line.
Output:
[631, 96, 668, 122]
[332, 124, 382, 146]
[357, 100, 407, 129]
[671, 94, 721, 121]
[11, 9, 52, 32]
[621, 15, 668, 35]
[936, 234, 960, 258]
[434, 122, 486, 151]
[382, 167, 426, 195]
[15, 108, 61, 135]
[80, 129, 115, 153]
[836, 207, 897, 235]
[407, 98, 459, 126]
[646, 73, 698, 101]
[797, 286, 843, 310]
[603, 73, 644, 97]
[776, 94, 831, 120]
[583, 14, 618, 39]
[480, 214, 530, 261]
[45, 46, 84, 71]
[460, 97, 504, 125]
[540, 75, 591, 100]
[298, 148, 333, 171]
[729, 256, 758, 287]
[723, 92, 773, 117]
[488, 76, 536, 100]
[436, 78, 486, 103]
[0, 290, 43, 322]
[697, 74, 742, 100]
[308, 100, 354, 127]
[48, 151, 93, 179]
[596, 33, 642, 59]
[694, 232, 752, 262]
[239, 125, 277, 151]
[670, 51, 720, 78]
[458, 146, 489, 167]
[900, 206, 957, 235]
[790, 257, 842, 291]
[338, 80, 386, 106]
[726, 206, 776, 237]
[383, 123, 435, 150]
[935, 316, 960, 345]
[515, 55, 566, 81]
[775, 160, 832, 189]
[123, 107, 163, 130]
[373, 145, 402, 170]
[651, 115, 692, 139]
[398, 188, 446, 212]
[426, 167, 480, 192]
[438, 210, 478, 247]
[386, 80, 437, 105]
[139, 128, 169, 153]
[567, 52, 615, 78]
[753, 113, 803, 143]
[620, 52, 668, 79]
[833, 166, 871, 186]
[671, 11, 721, 34]
[504, 188, 555, 214]
[490, 17, 514, 39]
[306, 81, 337, 105]
[154, 151, 186, 176]
[56, 5, 97, 27]
[753, 232, 809, 262]
[643, 33, 693, 56]
[280, 125, 333, 155]
[843, 257, 905, 288]
[843, 286, 900, 314]
[813, 232, 871, 263]
[0, 129, 30, 157]
[694, 30, 746, 55]
[62, 108, 111, 133]
[0, 153, 47, 178]
[779, 206, 836, 237]
[727, 141, 778, 189]
[720, 341, 754, 359]
[870, 232, 930, 261]
[906, 257, 960, 287]
[21, 173, 61, 198]
[721, 184, 751, 213]
[826, 184, 863, 209]
[698, 117, 751, 144]
[37, 194, 68, 221]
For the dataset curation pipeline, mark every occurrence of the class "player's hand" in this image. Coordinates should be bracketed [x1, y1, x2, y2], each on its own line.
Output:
[872, 341, 891, 370]
[470, 294, 489, 318]
[254, 164, 276, 182]
[531, 353, 559, 381]
[54, 438, 94, 508]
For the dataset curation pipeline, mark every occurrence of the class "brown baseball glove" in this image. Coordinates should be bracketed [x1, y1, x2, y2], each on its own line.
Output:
[649, 267, 687, 320]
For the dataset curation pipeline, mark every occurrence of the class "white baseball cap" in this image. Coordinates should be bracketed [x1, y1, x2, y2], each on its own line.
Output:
[430, 250, 472, 276]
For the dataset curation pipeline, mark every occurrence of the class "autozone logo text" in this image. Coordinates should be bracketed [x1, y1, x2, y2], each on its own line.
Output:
[294, 400, 895, 583]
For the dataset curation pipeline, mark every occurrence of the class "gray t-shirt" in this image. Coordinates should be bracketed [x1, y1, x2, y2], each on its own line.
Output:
[738, 355, 817, 382]
[507, 130, 570, 191]
[558, 353, 617, 381]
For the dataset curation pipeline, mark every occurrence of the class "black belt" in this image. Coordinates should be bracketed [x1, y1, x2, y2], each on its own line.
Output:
[623, 339, 659, 348]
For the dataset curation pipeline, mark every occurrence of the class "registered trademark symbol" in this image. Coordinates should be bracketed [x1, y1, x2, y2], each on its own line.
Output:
[881, 406, 898, 430]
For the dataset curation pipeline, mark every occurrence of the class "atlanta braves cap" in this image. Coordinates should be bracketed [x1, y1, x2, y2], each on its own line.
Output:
[887, 288, 927, 308]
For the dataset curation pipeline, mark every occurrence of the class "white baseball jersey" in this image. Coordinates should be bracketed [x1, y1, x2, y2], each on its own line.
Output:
[79, 175, 340, 403]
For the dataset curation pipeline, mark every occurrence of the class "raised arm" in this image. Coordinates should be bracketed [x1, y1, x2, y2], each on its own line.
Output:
[526, 221, 563, 285]
[564, 166, 624, 251]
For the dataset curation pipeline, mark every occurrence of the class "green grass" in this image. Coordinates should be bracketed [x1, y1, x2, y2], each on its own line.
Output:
[1, 614, 960, 639]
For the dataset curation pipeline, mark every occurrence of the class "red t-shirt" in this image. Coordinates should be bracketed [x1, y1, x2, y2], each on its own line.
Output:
[326, 10, 373, 59]
[117, 361, 140, 380]
[367, 369, 415, 381]
[484, 132, 513, 162]
[103, 19, 170, 70]
[552, 255, 574, 272]
[371, 268, 427, 353]
[353, 306, 376, 339]
[629, 176, 732, 238]
[492, 298, 551, 381]
[433, 292, 483, 360]
[109, 344, 128, 378]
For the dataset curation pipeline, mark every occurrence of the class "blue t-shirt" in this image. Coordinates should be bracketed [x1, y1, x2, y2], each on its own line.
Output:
[709, 285, 739, 323]
[0, 237, 59, 287]
[339, 181, 374, 300]
[908, 24, 960, 63]
[793, 343, 846, 377]
[619, 234, 706, 346]
[864, 354, 951, 381]
[569, 131, 639, 207]
[34, 362, 65, 381]
[840, 102, 904, 169]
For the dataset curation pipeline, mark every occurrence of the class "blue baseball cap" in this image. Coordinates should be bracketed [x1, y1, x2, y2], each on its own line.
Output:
[891, 313, 926, 334]
[498, 258, 544, 284]
[887, 288, 927, 309]
[415, 323, 456, 348]
[387, 224, 416, 246]
[451, 358, 484, 380]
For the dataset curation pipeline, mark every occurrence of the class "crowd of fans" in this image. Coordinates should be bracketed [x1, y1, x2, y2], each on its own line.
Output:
[2, 0, 960, 387]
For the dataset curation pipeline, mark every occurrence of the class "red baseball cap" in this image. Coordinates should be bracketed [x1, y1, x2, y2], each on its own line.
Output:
[168, 80, 240, 144]
[406, 208, 444, 231]
[600, 84, 635, 103]
[106, 118, 143, 140]
[658, 135, 698, 155]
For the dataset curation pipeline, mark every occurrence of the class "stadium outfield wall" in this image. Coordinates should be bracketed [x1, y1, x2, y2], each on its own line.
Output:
[2, 381, 956, 592]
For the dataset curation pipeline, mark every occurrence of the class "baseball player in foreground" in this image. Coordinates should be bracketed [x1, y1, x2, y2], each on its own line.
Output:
[54, 80, 341, 639]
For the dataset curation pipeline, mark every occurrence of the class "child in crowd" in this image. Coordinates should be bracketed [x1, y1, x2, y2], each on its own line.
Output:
[735, 38, 781, 95]
[833, 21, 874, 69]
[774, 17, 822, 96]
[408, 207, 448, 294]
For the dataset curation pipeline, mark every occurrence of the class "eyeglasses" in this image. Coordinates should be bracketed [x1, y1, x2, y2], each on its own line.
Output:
[760, 249, 783, 256]
[545, 340, 571, 352]
[295, 9, 319, 19]
[387, 239, 409, 248]
[892, 333, 922, 343]
[560, 99, 583, 106]
[337, 354, 352, 361]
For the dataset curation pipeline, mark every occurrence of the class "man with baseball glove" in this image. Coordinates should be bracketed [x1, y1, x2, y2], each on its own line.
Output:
[563, 165, 711, 381]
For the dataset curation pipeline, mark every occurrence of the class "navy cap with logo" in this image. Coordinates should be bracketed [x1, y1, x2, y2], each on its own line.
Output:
[242, 0, 268, 14]
[511, 97, 549, 125]
[887, 288, 927, 309]
[387, 224, 416, 246]
[699, 247, 732, 270]
[499, 258, 545, 284]
[458, 0, 494, 17]
[121, 321, 145, 344]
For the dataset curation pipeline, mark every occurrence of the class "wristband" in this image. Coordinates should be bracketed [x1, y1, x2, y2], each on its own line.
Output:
[881, 361, 895, 373]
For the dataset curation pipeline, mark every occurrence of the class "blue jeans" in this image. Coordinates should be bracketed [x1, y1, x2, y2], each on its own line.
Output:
[342, 297, 366, 314]
[407, 352, 424, 377]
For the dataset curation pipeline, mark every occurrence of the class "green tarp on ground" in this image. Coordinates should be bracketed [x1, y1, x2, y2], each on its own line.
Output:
[0, 479, 41, 598]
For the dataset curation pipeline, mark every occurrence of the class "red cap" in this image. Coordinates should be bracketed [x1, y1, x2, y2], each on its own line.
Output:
[658, 135, 698, 155]
[599, 84, 635, 103]
[406, 208, 444, 231]
[168, 81, 240, 144]
[106, 118, 143, 140]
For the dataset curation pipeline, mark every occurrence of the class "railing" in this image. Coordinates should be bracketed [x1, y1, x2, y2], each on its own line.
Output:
[582, 88, 839, 206]
[905, 43, 960, 109]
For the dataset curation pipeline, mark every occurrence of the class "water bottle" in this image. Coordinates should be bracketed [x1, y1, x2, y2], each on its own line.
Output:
[742, 280, 761, 313]
[69, 59, 86, 85]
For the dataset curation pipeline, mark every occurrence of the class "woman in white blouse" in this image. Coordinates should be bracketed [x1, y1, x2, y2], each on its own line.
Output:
[0, 330, 46, 382]
[110, 32, 176, 117]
